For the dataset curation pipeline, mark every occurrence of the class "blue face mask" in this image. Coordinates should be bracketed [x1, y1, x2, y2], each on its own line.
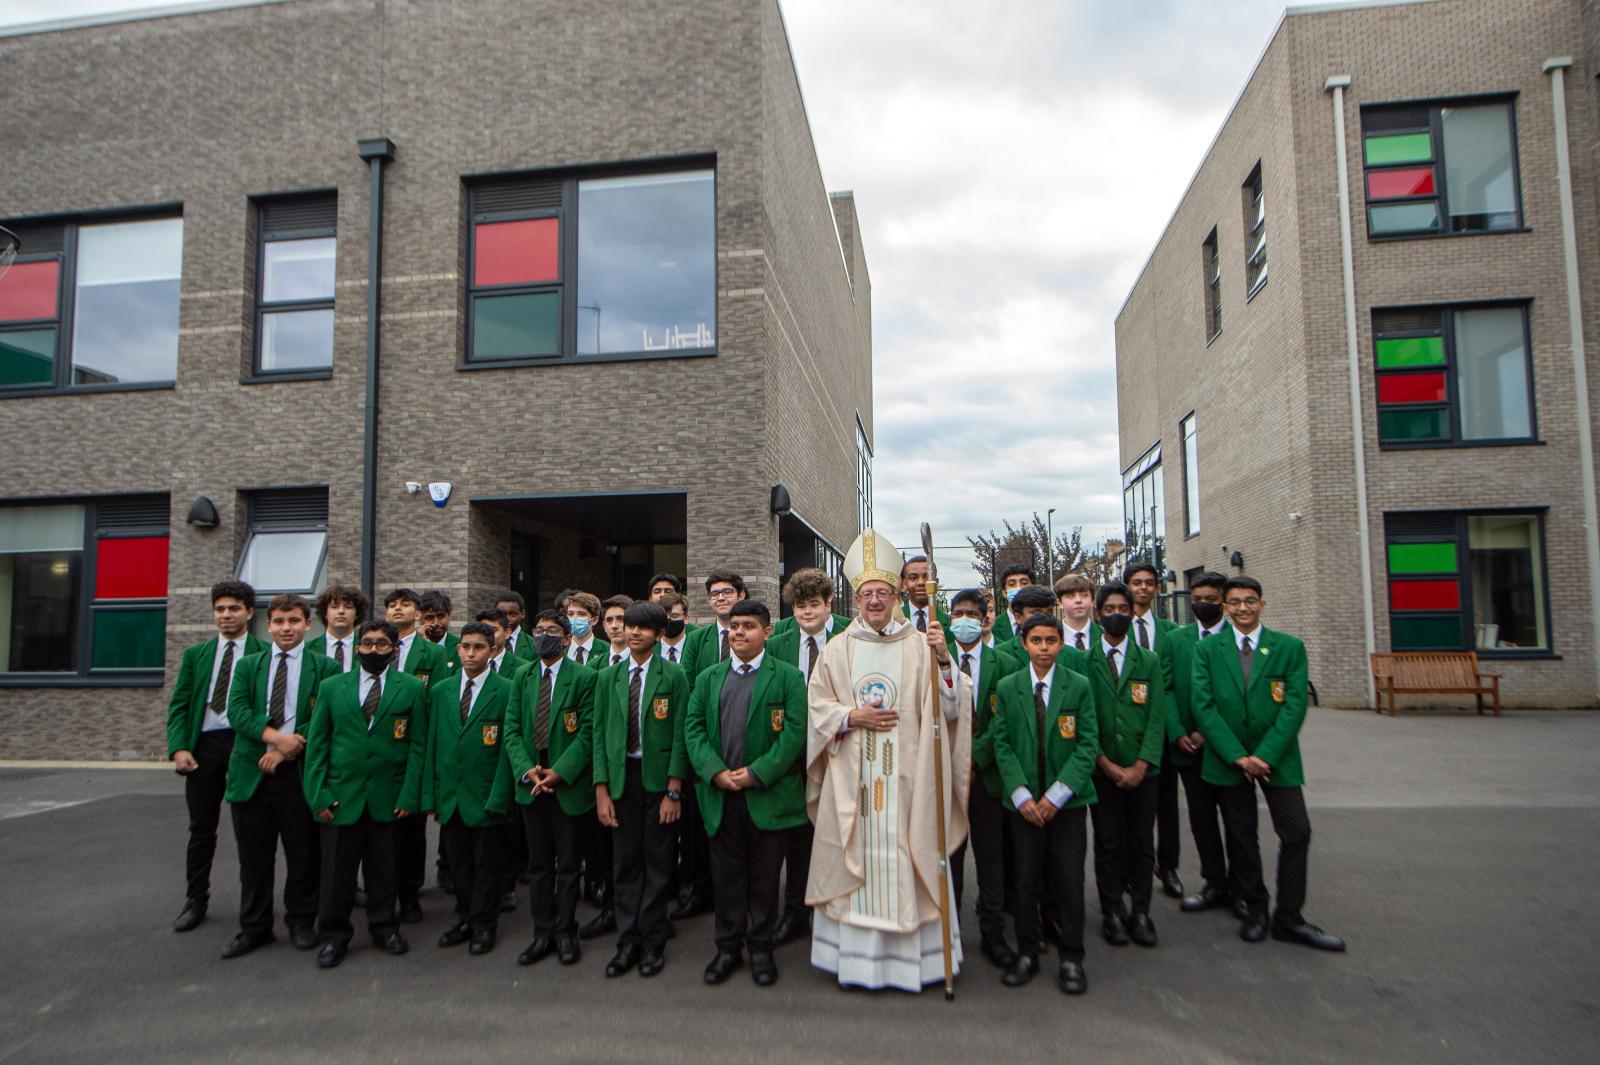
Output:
[949, 617, 983, 645]
[569, 616, 591, 638]
[1005, 587, 1021, 603]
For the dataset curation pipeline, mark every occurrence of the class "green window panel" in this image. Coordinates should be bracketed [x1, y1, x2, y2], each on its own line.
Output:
[1379, 407, 1446, 442]
[1390, 614, 1464, 651]
[1376, 335, 1445, 368]
[1369, 202, 1441, 235]
[1364, 132, 1433, 166]
[0, 328, 56, 386]
[92, 608, 166, 669]
[1388, 542, 1457, 575]
[472, 292, 559, 360]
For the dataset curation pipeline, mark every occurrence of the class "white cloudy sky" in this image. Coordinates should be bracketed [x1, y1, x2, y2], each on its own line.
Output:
[0, 0, 1350, 573]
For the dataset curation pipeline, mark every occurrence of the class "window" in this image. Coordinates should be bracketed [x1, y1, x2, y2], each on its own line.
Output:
[0, 214, 183, 394]
[1202, 228, 1221, 341]
[0, 495, 169, 682]
[1122, 443, 1164, 564]
[1180, 413, 1200, 537]
[856, 420, 873, 534]
[466, 165, 715, 365]
[254, 194, 336, 375]
[239, 488, 328, 639]
[1243, 164, 1267, 295]
[1361, 99, 1522, 237]
[1374, 304, 1534, 447]
[1384, 511, 1549, 654]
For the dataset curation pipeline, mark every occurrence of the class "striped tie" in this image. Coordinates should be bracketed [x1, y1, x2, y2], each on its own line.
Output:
[267, 651, 289, 728]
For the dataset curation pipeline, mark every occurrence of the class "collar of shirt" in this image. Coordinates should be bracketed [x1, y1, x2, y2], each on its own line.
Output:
[1234, 623, 1263, 650]
[325, 632, 352, 657]
[396, 632, 415, 664]
[1132, 610, 1157, 642]
[487, 651, 507, 673]
[459, 668, 488, 699]
[660, 634, 686, 654]
[538, 656, 563, 682]
[358, 667, 387, 703]
[1063, 622, 1092, 641]
[1030, 664, 1056, 702]
[627, 655, 652, 686]
[276, 642, 304, 665]
[1199, 619, 1226, 639]
[731, 650, 764, 674]
[1104, 640, 1126, 666]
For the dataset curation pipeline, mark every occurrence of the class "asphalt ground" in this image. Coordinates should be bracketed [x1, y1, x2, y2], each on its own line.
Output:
[1, 709, 1596, 1065]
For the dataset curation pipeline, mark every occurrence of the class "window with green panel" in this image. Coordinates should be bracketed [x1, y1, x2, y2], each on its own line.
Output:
[1361, 100, 1521, 239]
[1372, 305, 1533, 448]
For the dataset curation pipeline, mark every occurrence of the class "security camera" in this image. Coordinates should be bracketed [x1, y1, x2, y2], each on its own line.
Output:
[404, 482, 422, 495]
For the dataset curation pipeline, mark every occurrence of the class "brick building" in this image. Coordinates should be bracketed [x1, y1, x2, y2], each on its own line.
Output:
[1115, 0, 1600, 708]
[0, 0, 873, 758]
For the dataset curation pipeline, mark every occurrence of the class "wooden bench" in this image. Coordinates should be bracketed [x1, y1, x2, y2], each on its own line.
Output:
[1369, 652, 1501, 717]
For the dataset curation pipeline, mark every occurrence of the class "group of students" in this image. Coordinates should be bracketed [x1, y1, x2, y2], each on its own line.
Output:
[164, 555, 1343, 988]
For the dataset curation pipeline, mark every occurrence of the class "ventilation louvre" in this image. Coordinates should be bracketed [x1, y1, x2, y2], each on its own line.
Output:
[249, 488, 329, 527]
[472, 178, 563, 216]
[260, 195, 337, 237]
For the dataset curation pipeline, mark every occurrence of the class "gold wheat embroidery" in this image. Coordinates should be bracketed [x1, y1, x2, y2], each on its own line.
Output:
[859, 783, 869, 816]
[873, 779, 884, 812]
[865, 731, 877, 761]
[882, 739, 894, 777]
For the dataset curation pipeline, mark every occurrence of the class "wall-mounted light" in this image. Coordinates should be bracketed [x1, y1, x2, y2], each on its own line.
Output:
[186, 496, 220, 528]
[1229, 550, 1245, 569]
[771, 484, 792, 516]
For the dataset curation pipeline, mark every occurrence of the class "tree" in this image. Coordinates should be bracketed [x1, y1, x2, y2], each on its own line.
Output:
[967, 513, 1093, 591]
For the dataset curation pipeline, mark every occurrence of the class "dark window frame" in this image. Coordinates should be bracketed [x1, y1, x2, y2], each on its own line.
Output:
[1360, 95, 1526, 241]
[1373, 299, 1538, 450]
[1243, 163, 1267, 298]
[1179, 410, 1200, 539]
[247, 192, 337, 383]
[1201, 227, 1221, 343]
[238, 487, 330, 606]
[459, 156, 719, 371]
[0, 205, 184, 399]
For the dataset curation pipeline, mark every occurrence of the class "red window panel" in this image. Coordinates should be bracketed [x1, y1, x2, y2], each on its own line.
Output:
[1366, 167, 1436, 201]
[1389, 579, 1460, 612]
[474, 219, 559, 286]
[0, 260, 60, 322]
[1377, 371, 1447, 405]
[95, 536, 170, 599]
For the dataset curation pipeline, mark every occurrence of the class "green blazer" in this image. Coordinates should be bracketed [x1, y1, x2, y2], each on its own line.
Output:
[1132, 611, 1179, 649]
[1085, 637, 1166, 773]
[400, 633, 450, 687]
[305, 632, 356, 666]
[992, 666, 1099, 811]
[957, 641, 1023, 799]
[996, 624, 1096, 675]
[505, 629, 536, 662]
[683, 656, 808, 836]
[993, 611, 1014, 643]
[566, 637, 604, 669]
[422, 669, 512, 827]
[766, 616, 847, 670]
[224, 646, 341, 803]
[489, 653, 532, 684]
[679, 622, 728, 690]
[594, 646, 632, 673]
[435, 632, 461, 675]
[1191, 627, 1309, 789]
[592, 651, 690, 798]
[165, 634, 270, 757]
[770, 613, 849, 639]
[1158, 623, 1231, 766]
[904, 603, 950, 634]
[302, 668, 428, 824]
[498, 657, 598, 816]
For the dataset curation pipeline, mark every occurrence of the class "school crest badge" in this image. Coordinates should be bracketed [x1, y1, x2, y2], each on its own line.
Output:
[563, 711, 578, 734]
[416, 671, 431, 684]
[770, 706, 784, 732]
[393, 718, 408, 740]
[1057, 714, 1076, 740]
[1270, 679, 1286, 704]
[1131, 682, 1148, 705]
[482, 724, 500, 746]
[989, 693, 999, 716]
[652, 697, 669, 720]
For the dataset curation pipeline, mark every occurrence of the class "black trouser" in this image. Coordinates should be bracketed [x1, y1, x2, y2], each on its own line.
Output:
[439, 815, 507, 934]
[707, 792, 784, 955]
[1156, 742, 1181, 873]
[231, 759, 318, 936]
[781, 821, 814, 918]
[965, 782, 1008, 943]
[318, 813, 399, 947]
[521, 797, 581, 938]
[583, 817, 612, 903]
[676, 784, 713, 903]
[182, 729, 233, 904]
[396, 813, 427, 909]
[612, 761, 675, 948]
[1177, 760, 1229, 890]
[1218, 781, 1311, 923]
[1010, 806, 1087, 963]
[1091, 773, 1159, 917]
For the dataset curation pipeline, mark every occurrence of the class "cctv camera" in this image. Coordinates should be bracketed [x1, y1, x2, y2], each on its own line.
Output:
[404, 482, 422, 495]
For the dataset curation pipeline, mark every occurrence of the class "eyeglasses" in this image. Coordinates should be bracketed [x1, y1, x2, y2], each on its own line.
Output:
[708, 588, 739, 599]
[1225, 597, 1261, 608]
[357, 640, 394, 651]
[857, 590, 896, 603]
[533, 627, 565, 637]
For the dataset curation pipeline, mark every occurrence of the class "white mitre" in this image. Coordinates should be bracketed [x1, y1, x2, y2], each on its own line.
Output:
[843, 528, 901, 590]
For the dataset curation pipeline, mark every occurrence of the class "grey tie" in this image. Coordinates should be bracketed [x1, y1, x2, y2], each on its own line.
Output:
[533, 666, 554, 751]
[1106, 648, 1119, 681]
[669, 644, 679, 663]
[719, 629, 730, 661]
[459, 677, 473, 724]
[1033, 681, 1048, 785]
[575, 646, 586, 665]
[267, 651, 289, 728]
[1239, 636, 1254, 686]
[333, 639, 345, 669]
[1075, 631, 1086, 651]
[209, 641, 236, 719]
[959, 652, 972, 676]
[806, 636, 820, 680]
[915, 609, 927, 633]
[627, 667, 643, 754]
[361, 675, 381, 727]
[1137, 617, 1150, 649]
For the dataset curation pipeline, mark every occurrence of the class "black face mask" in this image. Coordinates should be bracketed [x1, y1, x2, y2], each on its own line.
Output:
[535, 634, 565, 660]
[663, 618, 686, 640]
[1099, 613, 1133, 640]
[356, 649, 393, 675]
[1191, 600, 1225, 627]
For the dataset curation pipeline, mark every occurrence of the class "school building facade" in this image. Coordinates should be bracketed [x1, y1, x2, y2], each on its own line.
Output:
[1115, 0, 1600, 708]
[0, 0, 873, 758]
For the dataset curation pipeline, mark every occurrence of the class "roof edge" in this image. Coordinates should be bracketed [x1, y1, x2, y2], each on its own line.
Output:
[0, 0, 298, 40]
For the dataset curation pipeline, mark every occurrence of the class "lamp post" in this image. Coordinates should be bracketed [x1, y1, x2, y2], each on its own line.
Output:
[1046, 507, 1057, 590]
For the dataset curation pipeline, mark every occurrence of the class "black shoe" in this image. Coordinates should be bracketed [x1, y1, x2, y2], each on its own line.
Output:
[353, 888, 369, 909]
[1271, 918, 1346, 952]
[750, 951, 778, 987]
[773, 908, 811, 945]
[377, 930, 409, 955]
[638, 943, 665, 977]
[557, 934, 581, 965]
[1240, 914, 1268, 943]
[398, 904, 423, 925]
[980, 935, 1018, 970]
[703, 950, 742, 985]
[1181, 883, 1232, 913]
[173, 900, 207, 933]
[316, 941, 347, 969]
[518, 936, 554, 965]
[221, 930, 274, 959]
[606, 942, 640, 977]
[669, 891, 713, 921]
[438, 923, 472, 948]
[1058, 960, 1088, 995]
[580, 909, 616, 940]
[499, 891, 517, 914]
[290, 925, 319, 950]
[469, 929, 496, 955]
[1156, 867, 1185, 900]
[1001, 954, 1038, 987]
[1128, 912, 1157, 947]
[1102, 912, 1130, 947]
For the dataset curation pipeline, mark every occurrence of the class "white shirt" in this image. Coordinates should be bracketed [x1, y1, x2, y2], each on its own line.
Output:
[568, 634, 598, 663]
[625, 656, 653, 758]
[323, 632, 354, 672]
[909, 604, 931, 631]
[1102, 639, 1128, 677]
[1197, 619, 1227, 640]
[201, 635, 251, 732]
[536, 655, 564, 687]
[266, 642, 305, 733]
[457, 669, 487, 717]
[504, 628, 523, 657]
[954, 641, 984, 701]
[797, 619, 833, 678]
[1011, 665, 1075, 811]
[1062, 623, 1093, 651]
[609, 647, 628, 667]
[396, 631, 417, 672]
[732, 650, 764, 674]
[660, 635, 687, 663]
[1234, 623, 1263, 652]
[487, 650, 510, 675]
[357, 667, 387, 731]
[1132, 610, 1160, 651]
